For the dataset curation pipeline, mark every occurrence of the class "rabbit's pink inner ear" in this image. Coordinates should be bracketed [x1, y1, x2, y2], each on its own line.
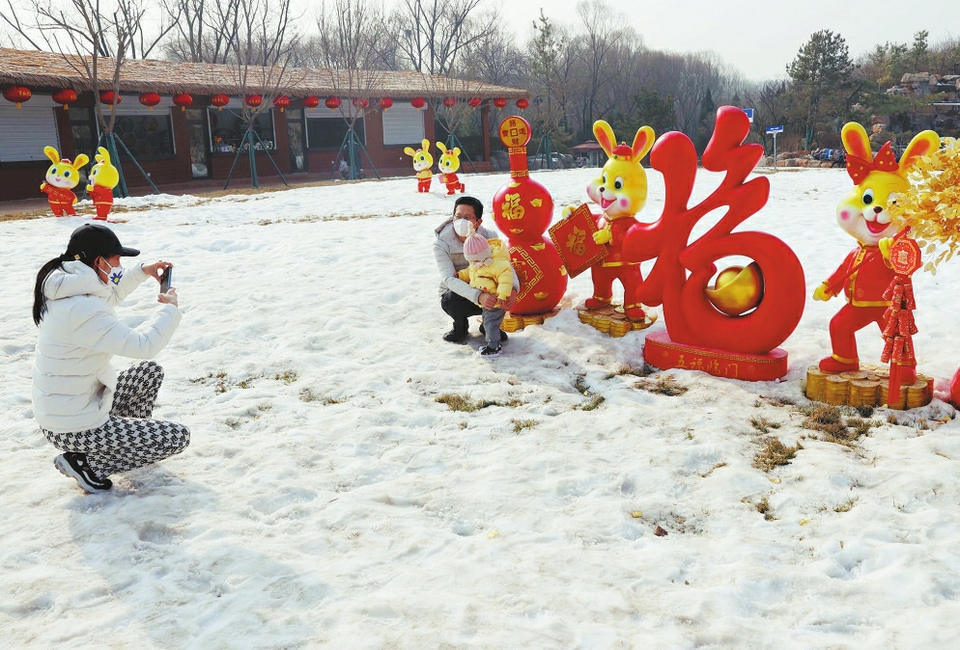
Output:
[593, 121, 616, 157]
[631, 127, 654, 160]
[841, 123, 872, 161]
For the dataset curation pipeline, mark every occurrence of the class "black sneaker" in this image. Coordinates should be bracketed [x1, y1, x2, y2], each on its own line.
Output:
[54, 452, 112, 493]
[479, 324, 508, 342]
[478, 344, 502, 357]
[443, 328, 469, 343]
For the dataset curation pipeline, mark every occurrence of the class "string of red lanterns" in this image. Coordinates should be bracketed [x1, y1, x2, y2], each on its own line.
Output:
[273, 95, 290, 112]
[468, 97, 482, 108]
[303, 96, 320, 111]
[325, 97, 341, 111]
[245, 94, 262, 108]
[516, 98, 529, 111]
[442, 97, 457, 108]
[379, 97, 393, 111]
[493, 97, 507, 110]
[411, 97, 426, 111]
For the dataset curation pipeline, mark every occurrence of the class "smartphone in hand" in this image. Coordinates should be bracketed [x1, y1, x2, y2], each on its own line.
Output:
[159, 267, 173, 293]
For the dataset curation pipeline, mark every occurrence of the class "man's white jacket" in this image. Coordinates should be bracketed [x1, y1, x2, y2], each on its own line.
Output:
[33, 261, 181, 434]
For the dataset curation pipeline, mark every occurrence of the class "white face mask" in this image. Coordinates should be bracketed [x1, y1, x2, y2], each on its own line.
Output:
[96, 258, 124, 285]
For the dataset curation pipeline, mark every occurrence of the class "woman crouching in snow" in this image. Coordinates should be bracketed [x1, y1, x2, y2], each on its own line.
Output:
[32, 223, 189, 493]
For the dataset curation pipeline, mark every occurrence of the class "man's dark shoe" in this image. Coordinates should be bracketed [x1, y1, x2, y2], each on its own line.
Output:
[442, 328, 469, 343]
[479, 324, 508, 342]
[54, 452, 112, 493]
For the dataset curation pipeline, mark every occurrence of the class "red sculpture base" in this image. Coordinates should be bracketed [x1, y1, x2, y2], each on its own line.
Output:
[644, 331, 789, 381]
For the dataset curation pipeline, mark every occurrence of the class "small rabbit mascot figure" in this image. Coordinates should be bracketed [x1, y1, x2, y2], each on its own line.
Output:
[403, 139, 434, 193]
[40, 146, 89, 217]
[87, 146, 120, 221]
[436, 142, 465, 195]
[576, 120, 655, 321]
[813, 122, 940, 384]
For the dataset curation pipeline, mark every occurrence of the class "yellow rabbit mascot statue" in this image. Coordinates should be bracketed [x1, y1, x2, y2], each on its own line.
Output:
[813, 122, 940, 384]
[578, 120, 655, 321]
[403, 139, 434, 193]
[40, 146, 89, 217]
[87, 146, 121, 221]
[436, 142, 465, 195]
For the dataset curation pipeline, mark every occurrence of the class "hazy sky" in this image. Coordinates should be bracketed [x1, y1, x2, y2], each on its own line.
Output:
[495, 0, 957, 81]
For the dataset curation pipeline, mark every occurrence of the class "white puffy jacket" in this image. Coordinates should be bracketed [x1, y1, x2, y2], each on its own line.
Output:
[33, 260, 181, 433]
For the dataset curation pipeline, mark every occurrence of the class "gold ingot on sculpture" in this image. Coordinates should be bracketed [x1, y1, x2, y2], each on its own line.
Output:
[705, 262, 764, 316]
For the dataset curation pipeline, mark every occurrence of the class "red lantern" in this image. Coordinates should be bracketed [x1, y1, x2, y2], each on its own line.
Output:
[325, 97, 341, 111]
[442, 97, 457, 108]
[516, 98, 530, 111]
[138, 92, 161, 110]
[468, 97, 482, 108]
[493, 97, 507, 110]
[352, 98, 369, 109]
[303, 96, 320, 112]
[3, 85, 31, 108]
[100, 90, 121, 107]
[379, 97, 393, 112]
[210, 94, 229, 111]
[52, 88, 78, 111]
[173, 93, 193, 111]
[273, 95, 290, 112]
[411, 97, 426, 111]
[245, 94, 263, 108]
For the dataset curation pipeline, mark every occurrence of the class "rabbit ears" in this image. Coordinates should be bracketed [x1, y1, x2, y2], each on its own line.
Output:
[593, 120, 655, 163]
[94, 146, 111, 165]
[436, 142, 461, 156]
[44, 145, 89, 169]
[403, 139, 432, 156]
[841, 122, 941, 182]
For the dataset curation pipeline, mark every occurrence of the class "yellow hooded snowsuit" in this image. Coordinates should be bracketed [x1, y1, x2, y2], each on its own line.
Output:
[456, 238, 514, 301]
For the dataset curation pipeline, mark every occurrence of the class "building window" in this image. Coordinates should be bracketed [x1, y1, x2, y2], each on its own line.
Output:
[306, 114, 365, 149]
[113, 112, 175, 158]
[381, 102, 424, 146]
[208, 108, 276, 152]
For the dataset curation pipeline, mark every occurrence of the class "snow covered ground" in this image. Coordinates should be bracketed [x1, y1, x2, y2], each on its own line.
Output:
[3, 165, 960, 648]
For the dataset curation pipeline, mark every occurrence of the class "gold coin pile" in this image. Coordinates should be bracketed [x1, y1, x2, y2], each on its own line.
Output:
[805, 365, 933, 410]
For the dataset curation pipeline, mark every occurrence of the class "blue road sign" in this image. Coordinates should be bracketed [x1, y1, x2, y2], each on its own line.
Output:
[742, 108, 754, 122]
[766, 125, 784, 134]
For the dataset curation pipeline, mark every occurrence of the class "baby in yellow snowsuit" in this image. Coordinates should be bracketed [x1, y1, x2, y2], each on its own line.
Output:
[457, 225, 514, 355]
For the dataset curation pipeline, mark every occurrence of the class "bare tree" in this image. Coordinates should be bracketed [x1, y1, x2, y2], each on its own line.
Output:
[390, 0, 497, 75]
[160, 0, 240, 63]
[306, 0, 390, 178]
[3, 0, 177, 134]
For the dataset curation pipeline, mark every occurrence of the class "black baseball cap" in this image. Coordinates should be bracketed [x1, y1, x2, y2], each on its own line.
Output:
[65, 223, 140, 260]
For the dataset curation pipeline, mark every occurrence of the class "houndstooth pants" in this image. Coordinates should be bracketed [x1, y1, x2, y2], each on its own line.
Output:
[42, 361, 190, 479]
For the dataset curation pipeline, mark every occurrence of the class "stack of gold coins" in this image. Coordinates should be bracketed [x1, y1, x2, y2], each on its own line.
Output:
[824, 375, 849, 405]
[523, 314, 545, 327]
[849, 379, 880, 407]
[501, 316, 522, 332]
[839, 370, 868, 381]
[917, 373, 934, 402]
[806, 366, 827, 401]
[593, 314, 611, 333]
[609, 320, 630, 337]
[577, 309, 592, 324]
[880, 382, 907, 409]
[873, 366, 890, 380]
[906, 380, 930, 409]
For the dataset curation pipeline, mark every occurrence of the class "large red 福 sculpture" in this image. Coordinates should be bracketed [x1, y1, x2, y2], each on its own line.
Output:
[624, 106, 806, 380]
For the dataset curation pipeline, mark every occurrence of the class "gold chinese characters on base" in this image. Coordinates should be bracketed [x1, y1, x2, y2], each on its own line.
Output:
[576, 303, 658, 338]
[804, 365, 933, 410]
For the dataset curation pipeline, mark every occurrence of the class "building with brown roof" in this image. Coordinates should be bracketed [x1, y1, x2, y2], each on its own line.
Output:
[0, 47, 529, 201]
